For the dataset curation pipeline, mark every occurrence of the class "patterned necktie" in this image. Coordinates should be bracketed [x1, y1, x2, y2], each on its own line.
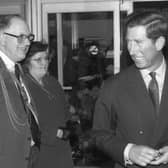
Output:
[15, 64, 41, 149]
[148, 72, 159, 113]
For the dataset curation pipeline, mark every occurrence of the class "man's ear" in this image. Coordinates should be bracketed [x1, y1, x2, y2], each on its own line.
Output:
[155, 36, 165, 51]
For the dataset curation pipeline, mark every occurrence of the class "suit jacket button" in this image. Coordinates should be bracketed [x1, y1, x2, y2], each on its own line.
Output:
[139, 131, 143, 134]
[27, 137, 31, 141]
[25, 157, 30, 161]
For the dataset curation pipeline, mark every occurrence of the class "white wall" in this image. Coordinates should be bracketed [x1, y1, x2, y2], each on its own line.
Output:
[0, 0, 26, 17]
[0, 0, 26, 4]
[41, 0, 111, 2]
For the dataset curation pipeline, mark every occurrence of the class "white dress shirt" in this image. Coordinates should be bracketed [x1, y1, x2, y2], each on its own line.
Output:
[0, 50, 15, 72]
[140, 58, 166, 103]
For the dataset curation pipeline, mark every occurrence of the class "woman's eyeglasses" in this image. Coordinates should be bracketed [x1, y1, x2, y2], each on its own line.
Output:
[31, 57, 49, 63]
[4, 32, 35, 43]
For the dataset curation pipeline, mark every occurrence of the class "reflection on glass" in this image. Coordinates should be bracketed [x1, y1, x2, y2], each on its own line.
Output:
[62, 12, 114, 87]
[48, 13, 58, 78]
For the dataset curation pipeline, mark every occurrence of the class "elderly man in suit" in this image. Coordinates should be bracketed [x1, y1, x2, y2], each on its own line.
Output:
[93, 11, 168, 168]
[0, 15, 37, 168]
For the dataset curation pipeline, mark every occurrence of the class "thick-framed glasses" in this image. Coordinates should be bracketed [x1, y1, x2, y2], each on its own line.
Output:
[4, 32, 35, 43]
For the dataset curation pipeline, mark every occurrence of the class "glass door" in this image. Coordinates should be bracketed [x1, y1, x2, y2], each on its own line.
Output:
[42, 1, 132, 88]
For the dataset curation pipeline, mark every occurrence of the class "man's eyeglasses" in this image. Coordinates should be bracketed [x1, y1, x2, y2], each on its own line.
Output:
[4, 32, 35, 43]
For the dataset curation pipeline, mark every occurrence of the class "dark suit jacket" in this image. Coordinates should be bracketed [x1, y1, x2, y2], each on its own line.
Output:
[0, 58, 31, 168]
[93, 64, 168, 168]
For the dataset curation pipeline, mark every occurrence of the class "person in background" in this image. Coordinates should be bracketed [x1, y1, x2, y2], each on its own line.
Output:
[93, 11, 168, 168]
[0, 15, 35, 168]
[21, 41, 74, 168]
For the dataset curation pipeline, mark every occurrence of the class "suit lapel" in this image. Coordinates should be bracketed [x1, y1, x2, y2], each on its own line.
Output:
[129, 66, 157, 122]
[21, 72, 39, 119]
[0, 58, 24, 108]
[0, 58, 28, 131]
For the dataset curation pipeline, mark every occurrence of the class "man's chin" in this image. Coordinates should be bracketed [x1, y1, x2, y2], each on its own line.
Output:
[135, 62, 146, 69]
[17, 54, 26, 62]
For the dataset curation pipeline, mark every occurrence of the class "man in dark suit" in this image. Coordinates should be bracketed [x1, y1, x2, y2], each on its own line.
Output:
[0, 15, 35, 168]
[93, 11, 168, 168]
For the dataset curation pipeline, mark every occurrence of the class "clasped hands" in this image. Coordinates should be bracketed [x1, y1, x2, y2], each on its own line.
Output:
[129, 145, 168, 167]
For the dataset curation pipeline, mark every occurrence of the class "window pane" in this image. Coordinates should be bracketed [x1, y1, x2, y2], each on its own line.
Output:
[62, 12, 114, 87]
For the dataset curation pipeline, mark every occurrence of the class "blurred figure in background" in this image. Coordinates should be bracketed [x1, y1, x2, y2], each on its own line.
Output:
[21, 41, 73, 168]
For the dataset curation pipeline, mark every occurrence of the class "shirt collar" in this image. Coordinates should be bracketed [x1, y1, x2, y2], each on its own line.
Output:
[156, 58, 166, 78]
[140, 58, 166, 79]
[0, 50, 15, 72]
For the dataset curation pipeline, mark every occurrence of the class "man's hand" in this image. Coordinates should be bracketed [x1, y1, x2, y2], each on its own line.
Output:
[150, 146, 168, 165]
[129, 145, 158, 167]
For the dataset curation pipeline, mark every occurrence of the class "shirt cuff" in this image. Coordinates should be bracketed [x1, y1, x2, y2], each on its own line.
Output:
[124, 143, 134, 165]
